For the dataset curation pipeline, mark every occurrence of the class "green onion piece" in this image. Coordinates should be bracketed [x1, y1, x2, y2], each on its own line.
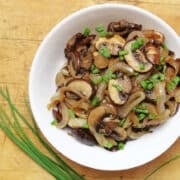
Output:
[51, 119, 57, 126]
[138, 113, 146, 121]
[148, 113, 157, 120]
[131, 41, 139, 51]
[95, 25, 105, 32]
[119, 118, 126, 127]
[159, 56, 165, 64]
[140, 80, 154, 90]
[105, 141, 113, 149]
[67, 109, 75, 118]
[136, 37, 144, 46]
[112, 84, 122, 91]
[82, 123, 89, 129]
[83, 27, 91, 37]
[91, 96, 100, 106]
[91, 64, 100, 74]
[161, 43, 168, 50]
[167, 76, 180, 90]
[102, 70, 116, 83]
[118, 142, 125, 150]
[99, 47, 111, 58]
[134, 108, 148, 114]
[119, 50, 129, 56]
[139, 63, 145, 70]
[150, 73, 165, 83]
[92, 77, 103, 85]
[119, 55, 124, 61]
[132, 72, 139, 77]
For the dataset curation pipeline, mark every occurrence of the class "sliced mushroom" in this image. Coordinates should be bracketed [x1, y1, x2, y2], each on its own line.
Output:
[124, 40, 153, 72]
[88, 105, 117, 148]
[68, 118, 88, 128]
[108, 76, 132, 105]
[93, 51, 109, 69]
[57, 102, 70, 128]
[95, 35, 125, 56]
[107, 19, 142, 38]
[111, 127, 127, 141]
[126, 31, 144, 41]
[143, 30, 164, 43]
[145, 43, 160, 64]
[67, 79, 92, 99]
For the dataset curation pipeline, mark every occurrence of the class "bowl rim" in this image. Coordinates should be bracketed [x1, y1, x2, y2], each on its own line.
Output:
[29, 3, 180, 171]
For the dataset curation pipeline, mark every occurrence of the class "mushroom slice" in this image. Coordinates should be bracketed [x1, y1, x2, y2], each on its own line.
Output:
[124, 40, 153, 72]
[108, 76, 132, 105]
[67, 79, 92, 99]
[93, 52, 109, 69]
[95, 35, 125, 56]
[145, 43, 160, 64]
[68, 118, 88, 128]
[88, 105, 117, 148]
[143, 30, 164, 43]
[126, 31, 144, 41]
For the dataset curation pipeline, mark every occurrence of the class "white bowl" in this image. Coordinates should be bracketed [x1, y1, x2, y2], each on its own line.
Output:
[29, 4, 180, 171]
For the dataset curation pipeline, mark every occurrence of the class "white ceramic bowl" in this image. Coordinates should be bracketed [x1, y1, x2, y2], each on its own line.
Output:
[29, 4, 180, 171]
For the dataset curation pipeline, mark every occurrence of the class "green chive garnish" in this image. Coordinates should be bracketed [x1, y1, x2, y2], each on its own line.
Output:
[167, 76, 180, 90]
[118, 142, 125, 150]
[112, 84, 122, 91]
[131, 38, 144, 51]
[67, 109, 75, 119]
[51, 119, 58, 126]
[91, 96, 100, 106]
[105, 141, 113, 149]
[119, 118, 126, 127]
[82, 123, 89, 129]
[99, 47, 111, 58]
[139, 63, 145, 70]
[90, 64, 100, 74]
[83, 27, 91, 37]
[162, 43, 168, 50]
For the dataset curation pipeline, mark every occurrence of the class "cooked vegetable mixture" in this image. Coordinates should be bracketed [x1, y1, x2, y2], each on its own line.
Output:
[48, 20, 180, 150]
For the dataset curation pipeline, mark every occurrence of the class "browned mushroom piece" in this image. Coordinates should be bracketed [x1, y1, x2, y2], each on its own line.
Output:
[95, 35, 125, 56]
[124, 40, 153, 72]
[108, 75, 132, 105]
[126, 31, 145, 41]
[67, 79, 93, 99]
[88, 105, 117, 148]
[93, 52, 109, 69]
[145, 43, 160, 64]
[143, 30, 164, 43]
[65, 33, 96, 75]
[107, 19, 142, 38]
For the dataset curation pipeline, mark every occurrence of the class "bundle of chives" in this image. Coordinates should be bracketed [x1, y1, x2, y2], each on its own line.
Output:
[0, 88, 84, 180]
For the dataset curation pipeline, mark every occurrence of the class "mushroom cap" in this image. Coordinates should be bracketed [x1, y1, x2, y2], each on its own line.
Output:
[108, 76, 132, 105]
[93, 51, 109, 69]
[95, 35, 125, 56]
[67, 79, 92, 99]
[124, 40, 153, 72]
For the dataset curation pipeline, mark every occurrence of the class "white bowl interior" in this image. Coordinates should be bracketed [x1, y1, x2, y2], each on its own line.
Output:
[29, 4, 180, 170]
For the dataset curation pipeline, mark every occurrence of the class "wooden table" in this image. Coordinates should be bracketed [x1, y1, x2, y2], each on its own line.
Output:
[0, 0, 179, 179]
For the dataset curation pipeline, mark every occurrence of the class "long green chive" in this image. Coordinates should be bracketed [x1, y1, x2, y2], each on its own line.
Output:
[83, 27, 91, 37]
[99, 47, 111, 58]
[144, 154, 180, 180]
[0, 88, 84, 180]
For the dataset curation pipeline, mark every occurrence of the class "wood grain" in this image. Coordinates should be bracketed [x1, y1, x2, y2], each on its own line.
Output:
[0, 0, 179, 179]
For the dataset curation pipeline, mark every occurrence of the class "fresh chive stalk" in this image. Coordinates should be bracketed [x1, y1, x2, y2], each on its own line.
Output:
[0, 88, 84, 180]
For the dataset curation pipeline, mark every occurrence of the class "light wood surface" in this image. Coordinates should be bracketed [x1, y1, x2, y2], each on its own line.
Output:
[0, 0, 180, 179]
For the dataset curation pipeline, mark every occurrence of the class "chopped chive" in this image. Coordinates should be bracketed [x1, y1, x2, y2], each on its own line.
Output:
[112, 83, 122, 91]
[119, 55, 124, 61]
[138, 113, 146, 121]
[82, 123, 89, 129]
[119, 118, 126, 127]
[167, 76, 180, 90]
[91, 64, 100, 74]
[134, 108, 148, 114]
[95, 25, 105, 32]
[132, 72, 139, 77]
[139, 63, 145, 70]
[131, 38, 144, 51]
[119, 50, 129, 56]
[148, 113, 157, 120]
[91, 96, 100, 106]
[118, 142, 125, 150]
[83, 27, 91, 37]
[51, 119, 57, 126]
[162, 43, 168, 50]
[92, 77, 103, 85]
[67, 109, 75, 119]
[105, 141, 113, 149]
[136, 37, 144, 46]
[159, 56, 165, 64]
[99, 47, 111, 58]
